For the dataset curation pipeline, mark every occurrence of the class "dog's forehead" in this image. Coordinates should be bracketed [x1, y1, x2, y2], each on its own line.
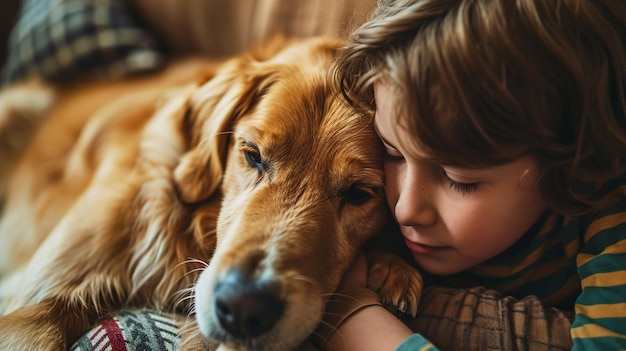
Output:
[228, 41, 386, 188]
[236, 74, 384, 185]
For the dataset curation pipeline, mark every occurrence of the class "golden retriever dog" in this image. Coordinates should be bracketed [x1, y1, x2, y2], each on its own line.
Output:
[0, 37, 422, 351]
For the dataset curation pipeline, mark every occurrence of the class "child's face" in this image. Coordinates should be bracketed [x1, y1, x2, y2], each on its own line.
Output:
[374, 82, 548, 275]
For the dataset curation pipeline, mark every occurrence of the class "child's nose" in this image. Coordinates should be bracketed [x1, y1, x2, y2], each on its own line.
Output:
[394, 167, 437, 227]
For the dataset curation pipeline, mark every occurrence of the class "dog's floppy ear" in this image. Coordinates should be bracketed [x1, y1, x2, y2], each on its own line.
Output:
[173, 58, 277, 204]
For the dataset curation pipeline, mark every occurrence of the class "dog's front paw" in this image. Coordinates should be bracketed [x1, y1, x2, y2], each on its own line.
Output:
[365, 250, 423, 317]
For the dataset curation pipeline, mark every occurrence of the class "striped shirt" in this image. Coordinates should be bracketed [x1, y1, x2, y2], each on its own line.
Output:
[396, 178, 626, 350]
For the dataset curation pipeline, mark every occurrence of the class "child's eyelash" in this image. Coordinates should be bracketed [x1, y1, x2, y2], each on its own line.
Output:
[441, 172, 479, 195]
[383, 154, 480, 195]
[383, 152, 404, 162]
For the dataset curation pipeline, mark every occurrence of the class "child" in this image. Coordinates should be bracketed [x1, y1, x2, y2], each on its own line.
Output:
[320, 0, 626, 350]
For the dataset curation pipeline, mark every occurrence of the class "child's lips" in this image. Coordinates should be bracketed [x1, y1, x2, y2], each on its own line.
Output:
[404, 237, 447, 254]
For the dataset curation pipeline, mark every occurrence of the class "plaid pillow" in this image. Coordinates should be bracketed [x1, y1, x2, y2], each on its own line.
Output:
[1, 0, 164, 85]
[71, 311, 181, 351]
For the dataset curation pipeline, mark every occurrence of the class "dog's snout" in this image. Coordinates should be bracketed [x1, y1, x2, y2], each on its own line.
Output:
[214, 270, 285, 339]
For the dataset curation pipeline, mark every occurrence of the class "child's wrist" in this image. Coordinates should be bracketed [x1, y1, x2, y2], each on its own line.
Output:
[326, 304, 414, 351]
[311, 288, 381, 349]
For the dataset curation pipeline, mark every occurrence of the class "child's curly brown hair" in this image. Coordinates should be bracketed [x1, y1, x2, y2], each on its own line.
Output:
[335, 0, 626, 216]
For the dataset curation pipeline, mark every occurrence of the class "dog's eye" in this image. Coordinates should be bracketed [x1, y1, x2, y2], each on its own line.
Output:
[244, 149, 263, 170]
[343, 184, 374, 205]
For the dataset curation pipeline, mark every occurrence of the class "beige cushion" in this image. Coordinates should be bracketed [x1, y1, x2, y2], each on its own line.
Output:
[131, 0, 376, 58]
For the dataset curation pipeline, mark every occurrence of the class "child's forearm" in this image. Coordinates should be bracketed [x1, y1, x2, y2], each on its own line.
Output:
[326, 305, 413, 351]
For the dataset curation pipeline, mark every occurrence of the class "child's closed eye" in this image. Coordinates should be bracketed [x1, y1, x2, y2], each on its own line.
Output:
[440, 170, 479, 195]
[384, 152, 405, 163]
[382, 144, 405, 163]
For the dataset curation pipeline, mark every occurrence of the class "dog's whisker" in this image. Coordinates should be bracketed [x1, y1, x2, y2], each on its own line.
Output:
[187, 306, 197, 317]
[198, 132, 233, 148]
[175, 285, 196, 294]
[173, 284, 198, 311]
[170, 259, 209, 280]
[166, 259, 208, 301]
[321, 292, 365, 305]
[171, 289, 194, 303]
[175, 267, 207, 280]
[175, 294, 197, 306]
[292, 274, 318, 287]
[188, 266, 208, 274]
[175, 258, 210, 269]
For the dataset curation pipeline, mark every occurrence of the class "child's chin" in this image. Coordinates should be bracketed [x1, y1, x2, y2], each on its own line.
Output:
[411, 251, 471, 276]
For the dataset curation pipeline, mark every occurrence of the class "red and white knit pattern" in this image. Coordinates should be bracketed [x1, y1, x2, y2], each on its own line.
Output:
[71, 311, 179, 351]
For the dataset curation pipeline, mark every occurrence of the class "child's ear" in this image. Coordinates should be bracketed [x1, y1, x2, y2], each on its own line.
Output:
[173, 59, 278, 204]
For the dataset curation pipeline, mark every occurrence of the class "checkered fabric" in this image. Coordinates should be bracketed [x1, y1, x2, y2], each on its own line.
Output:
[406, 286, 575, 351]
[1, 0, 164, 85]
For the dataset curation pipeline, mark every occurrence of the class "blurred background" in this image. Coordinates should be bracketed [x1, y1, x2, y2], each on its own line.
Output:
[0, 0, 376, 86]
[0, 1, 20, 69]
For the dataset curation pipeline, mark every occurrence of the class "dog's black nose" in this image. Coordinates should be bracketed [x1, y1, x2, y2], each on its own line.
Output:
[214, 270, 285, 338]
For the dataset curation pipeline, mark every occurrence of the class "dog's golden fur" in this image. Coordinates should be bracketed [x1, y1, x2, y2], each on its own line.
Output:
[0, 37, 421, 351]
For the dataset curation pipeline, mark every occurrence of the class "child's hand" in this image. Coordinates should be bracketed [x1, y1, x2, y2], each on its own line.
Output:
[313, 251, 414, 351]
[336, 251, 368, 292]
[311, 251, 380, 349]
